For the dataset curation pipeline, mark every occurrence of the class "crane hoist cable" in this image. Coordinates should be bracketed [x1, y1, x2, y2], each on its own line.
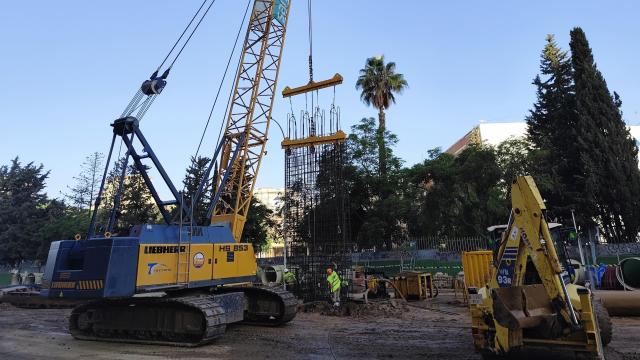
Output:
[165, 0, 218, 71]
[307, 0, 313, 82]
[191, 0, 252, 164]
[102, 0, 221, 224]
[120, 0, 219, 121]
[180, 0, 252, 212]
[156, 0, 210, 72]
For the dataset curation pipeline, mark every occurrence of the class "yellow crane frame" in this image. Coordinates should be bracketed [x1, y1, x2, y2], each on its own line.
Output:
[211, 0, 291, 242]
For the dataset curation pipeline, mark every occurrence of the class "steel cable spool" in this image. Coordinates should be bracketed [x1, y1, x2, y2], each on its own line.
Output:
[601, 266, 623, 290]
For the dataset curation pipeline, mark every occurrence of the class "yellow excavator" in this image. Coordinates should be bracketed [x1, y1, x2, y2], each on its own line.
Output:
[466, 176, 612, 359]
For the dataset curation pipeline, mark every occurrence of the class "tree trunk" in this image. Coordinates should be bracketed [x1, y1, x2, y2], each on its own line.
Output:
[377, 108, 392, 250]
[377, 108, 387, 177]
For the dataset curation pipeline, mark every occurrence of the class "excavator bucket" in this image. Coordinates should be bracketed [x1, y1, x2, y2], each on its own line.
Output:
[492, 284, 556, 330]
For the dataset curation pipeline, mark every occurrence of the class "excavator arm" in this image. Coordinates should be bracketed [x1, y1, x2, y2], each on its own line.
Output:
[492, 176, 578, 328]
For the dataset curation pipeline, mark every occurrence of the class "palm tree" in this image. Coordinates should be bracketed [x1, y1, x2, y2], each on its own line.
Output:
[356, 55, 408, 176]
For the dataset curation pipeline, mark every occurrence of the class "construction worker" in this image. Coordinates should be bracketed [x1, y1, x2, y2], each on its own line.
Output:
[326, 267, 341, 306]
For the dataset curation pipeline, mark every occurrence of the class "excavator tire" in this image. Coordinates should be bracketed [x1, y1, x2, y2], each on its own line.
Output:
[593, 300, 612, 347]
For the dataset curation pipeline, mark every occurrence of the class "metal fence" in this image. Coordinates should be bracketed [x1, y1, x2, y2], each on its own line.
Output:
[410, 236, 487, 253]
[353, 236, 488, 285]
[259, 235, 640, 290]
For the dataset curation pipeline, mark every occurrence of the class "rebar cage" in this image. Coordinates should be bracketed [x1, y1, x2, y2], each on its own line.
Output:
[282, 102, 351, 302]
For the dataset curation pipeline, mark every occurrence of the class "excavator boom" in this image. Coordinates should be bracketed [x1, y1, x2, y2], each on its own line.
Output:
[492, 176, 577, 327]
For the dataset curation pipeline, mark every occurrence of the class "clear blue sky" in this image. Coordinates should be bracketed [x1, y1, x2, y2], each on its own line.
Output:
[1, 1, 639, 199]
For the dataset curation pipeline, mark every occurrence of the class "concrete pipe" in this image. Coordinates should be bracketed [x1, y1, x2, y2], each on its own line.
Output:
[617, 257, 640, 291]
[259, 265, 285, 285]
[23, 273, 35, 285]
[595, 290, 640, 316]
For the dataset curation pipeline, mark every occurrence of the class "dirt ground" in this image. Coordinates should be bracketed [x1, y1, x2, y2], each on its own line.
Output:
[1, 293, 639, 360]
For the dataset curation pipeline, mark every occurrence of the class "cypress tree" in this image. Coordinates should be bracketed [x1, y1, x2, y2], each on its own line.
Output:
[181, 156, 213, 225]
[527, 35, 574, 150]
[525, 35, 584, 223]
[119, 164, 159, 229]
[570, 27, 640, 242]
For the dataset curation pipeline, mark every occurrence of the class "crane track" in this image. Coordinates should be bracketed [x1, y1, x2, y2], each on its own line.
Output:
[69, 295, 228, 347]
[220, 286, 297, 326]
[67, 286, 296, 347]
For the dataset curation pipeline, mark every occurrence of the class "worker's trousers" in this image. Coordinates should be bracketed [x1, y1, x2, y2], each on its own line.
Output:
[331, 290, 339, 304]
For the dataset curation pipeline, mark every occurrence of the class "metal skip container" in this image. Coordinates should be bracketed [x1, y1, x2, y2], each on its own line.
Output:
[461, 251, 493, 289]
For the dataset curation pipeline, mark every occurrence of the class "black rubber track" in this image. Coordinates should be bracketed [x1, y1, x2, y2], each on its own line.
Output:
[69, 295, 226, 347]
[220, 285, 297, 326]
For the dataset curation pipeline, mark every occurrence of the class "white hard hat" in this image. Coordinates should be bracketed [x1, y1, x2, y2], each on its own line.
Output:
[283, 268, 289, 272]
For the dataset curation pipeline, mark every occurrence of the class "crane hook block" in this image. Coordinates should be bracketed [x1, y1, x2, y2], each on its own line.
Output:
[140, 77, 167, 95]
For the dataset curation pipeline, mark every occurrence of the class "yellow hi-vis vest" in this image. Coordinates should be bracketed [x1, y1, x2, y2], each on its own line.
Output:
[327, 271, 341, 293]
[283, 271, 296, 285]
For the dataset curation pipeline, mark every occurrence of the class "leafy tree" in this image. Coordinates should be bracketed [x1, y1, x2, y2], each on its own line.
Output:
[181, 156, 213, 225]
[403, 148, 456, 237]
[494, 137, 553, 198]
[356, 56, 408, 177]
[36, 202, 90, 260]
[344, 118, 407, 249]
[404, 146, 505, 238]
[569, 27, 640, 242]
[0, 158, 50, 263]
[243, 198, 276, 253]
[65, 152, 104, 211]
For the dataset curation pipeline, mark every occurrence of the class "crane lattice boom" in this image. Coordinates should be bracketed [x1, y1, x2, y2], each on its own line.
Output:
[212, 0, 290, 242]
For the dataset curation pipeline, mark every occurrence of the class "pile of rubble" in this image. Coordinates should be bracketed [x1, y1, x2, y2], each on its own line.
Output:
[301, 299, 410, 318]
